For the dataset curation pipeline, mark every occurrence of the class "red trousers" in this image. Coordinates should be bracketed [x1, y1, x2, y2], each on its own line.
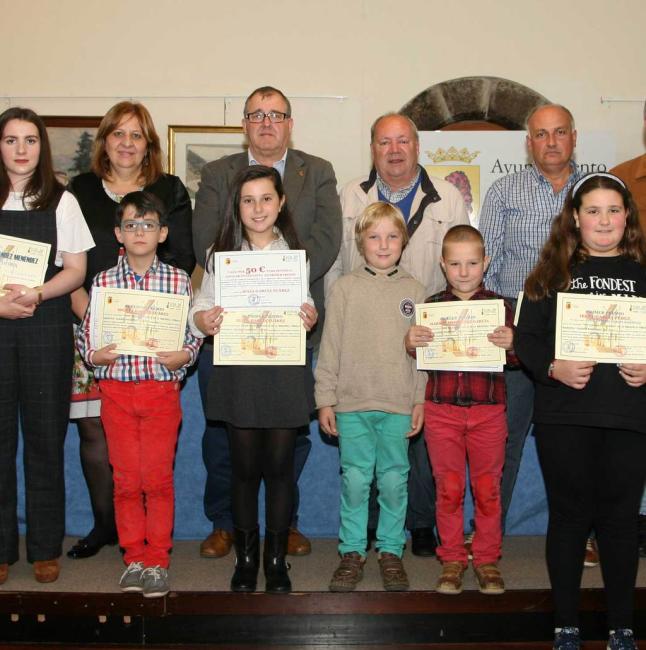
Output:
[424, 401, 507, 566]
[99, 380, 182, 568]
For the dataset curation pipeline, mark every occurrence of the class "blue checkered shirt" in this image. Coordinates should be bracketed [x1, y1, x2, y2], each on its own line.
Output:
[480, 164, 580, 298]
[77, 254, 201, 382]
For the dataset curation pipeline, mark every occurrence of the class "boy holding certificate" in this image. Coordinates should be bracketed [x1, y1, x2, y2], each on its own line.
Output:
[405, 225, 515, 596]
[316, 202, 427, 592]
[76, 191, 201, 598]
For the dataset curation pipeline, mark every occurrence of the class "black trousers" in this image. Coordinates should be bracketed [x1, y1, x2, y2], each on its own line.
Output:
[535, 423, 646, 629]
[0, 307, 73, 564]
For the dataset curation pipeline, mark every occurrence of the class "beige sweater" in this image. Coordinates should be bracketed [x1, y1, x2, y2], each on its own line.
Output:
[315, 265, 427, 414]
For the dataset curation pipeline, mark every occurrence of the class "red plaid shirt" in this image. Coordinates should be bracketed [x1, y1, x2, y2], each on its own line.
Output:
[424, 287, 517, 406]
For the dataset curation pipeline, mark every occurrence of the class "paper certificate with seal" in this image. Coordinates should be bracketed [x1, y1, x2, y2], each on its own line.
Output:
[415, 299, 506, 372]
[0, 234, 51, 295]
[555, 292, 646, 364]
[89, 287, 190, 358]
[211, 250, 307, 366]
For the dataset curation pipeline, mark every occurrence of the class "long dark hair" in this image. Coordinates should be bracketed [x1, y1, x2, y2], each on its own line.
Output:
[0, 107, 64, 210]
[206, 165, 303, 270]
[524, 173, 645, 300]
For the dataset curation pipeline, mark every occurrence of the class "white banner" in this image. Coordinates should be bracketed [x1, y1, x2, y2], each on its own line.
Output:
[418, 131, 616, 226]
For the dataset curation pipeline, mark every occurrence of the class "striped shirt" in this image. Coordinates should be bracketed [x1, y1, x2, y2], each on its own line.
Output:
[480, 164, 580, 298]
[77, 254, 201, 382]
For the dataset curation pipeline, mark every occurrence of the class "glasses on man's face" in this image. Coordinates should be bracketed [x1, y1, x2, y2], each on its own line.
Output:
[120, 220, 161, 233]
[244, 110, 290, 124]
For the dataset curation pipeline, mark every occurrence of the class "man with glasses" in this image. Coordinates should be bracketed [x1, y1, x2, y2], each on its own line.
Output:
[192, 86, 342, 561]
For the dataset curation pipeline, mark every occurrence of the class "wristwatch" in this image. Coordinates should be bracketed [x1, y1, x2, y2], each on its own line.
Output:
[547, 360, 555, 378]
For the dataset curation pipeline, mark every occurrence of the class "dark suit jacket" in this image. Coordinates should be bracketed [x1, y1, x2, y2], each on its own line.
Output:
[192, 149, 342, 343]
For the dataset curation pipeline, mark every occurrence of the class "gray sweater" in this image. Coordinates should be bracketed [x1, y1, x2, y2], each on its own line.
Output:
[315, 265, 427, 414]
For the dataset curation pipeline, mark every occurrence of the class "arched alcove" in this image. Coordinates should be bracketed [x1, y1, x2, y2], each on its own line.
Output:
[401, 76, 549, 130]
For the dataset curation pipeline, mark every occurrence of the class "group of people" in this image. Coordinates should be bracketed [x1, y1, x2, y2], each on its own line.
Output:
[0, 84, 644, 650]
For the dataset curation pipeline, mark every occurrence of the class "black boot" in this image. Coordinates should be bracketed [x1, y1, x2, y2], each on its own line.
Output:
[263, 529, 291, 594]
[231, 527, 259, 592]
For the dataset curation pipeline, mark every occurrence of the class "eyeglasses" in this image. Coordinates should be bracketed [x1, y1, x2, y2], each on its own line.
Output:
[244, 110, 290, 124]
[120, 220, 161, 232]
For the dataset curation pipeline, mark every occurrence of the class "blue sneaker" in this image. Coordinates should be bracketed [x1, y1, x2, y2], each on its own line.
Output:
[608, 628, 638, 650]
[554, 627, 580, 649]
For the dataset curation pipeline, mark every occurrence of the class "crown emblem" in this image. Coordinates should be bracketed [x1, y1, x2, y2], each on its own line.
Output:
[426, 147, 480, 163]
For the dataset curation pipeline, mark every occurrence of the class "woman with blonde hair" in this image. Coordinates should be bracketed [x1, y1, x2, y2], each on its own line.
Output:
[67, 101, 194, 560]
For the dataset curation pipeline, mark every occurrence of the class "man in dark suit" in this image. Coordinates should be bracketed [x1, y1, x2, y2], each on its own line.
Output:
[193, 86, 342, 560]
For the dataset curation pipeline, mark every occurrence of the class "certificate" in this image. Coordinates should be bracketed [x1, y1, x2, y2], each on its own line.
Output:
[415, 299, 506, 371]
[555, 292, 646, 364]
[211, 250, 307, 365]
[0, 234, 50, 294]
[90, 287, 190, 358]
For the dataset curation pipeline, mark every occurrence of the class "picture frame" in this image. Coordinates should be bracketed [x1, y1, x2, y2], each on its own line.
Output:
[167, 125, 246, 200]
[43, 115, 102, 183]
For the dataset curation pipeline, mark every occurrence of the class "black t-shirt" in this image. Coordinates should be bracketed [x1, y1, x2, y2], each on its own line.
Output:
[516, 255, 646, 434]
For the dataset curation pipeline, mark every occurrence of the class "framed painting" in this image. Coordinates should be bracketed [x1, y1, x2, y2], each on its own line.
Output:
[43, 116, 102, 183]
[168, 125, 246, 200]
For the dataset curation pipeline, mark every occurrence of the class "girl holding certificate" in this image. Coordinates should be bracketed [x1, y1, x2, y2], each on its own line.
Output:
[188, 165, 317, 594]
[0, 107, 94, 585]
[516, 173, 646, 650]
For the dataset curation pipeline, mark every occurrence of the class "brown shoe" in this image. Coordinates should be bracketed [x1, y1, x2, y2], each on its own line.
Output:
[584, 537, 599, 568]
[436, 561, 466, 595]
[287, 527, 311, 556]
[378, 552, 409, 591]
[474, 563, 505, 595]
[200, 529, 233, 558]
[33, 559, 60, 583]
[0, 563, 8, 585]
[329, 552, 366, 592]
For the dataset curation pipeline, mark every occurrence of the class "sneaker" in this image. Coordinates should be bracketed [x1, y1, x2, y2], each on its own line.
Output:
[473, 563, 505, 595]
[553, 627, 580, 649]
[141, 565, 170, 598]
[329, 552, 366, 592]
[607, 628, 637, 650]
[584, 537, 599, 568]
[377, 552, 409, 591]
[464, 532, 474, 561]
[436, 561, 466, 595]
[119, 561, 144, 592]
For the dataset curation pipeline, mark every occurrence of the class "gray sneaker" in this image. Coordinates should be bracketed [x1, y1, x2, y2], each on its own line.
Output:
[119, 561, 144, 592]
[141, 565, 170, 598]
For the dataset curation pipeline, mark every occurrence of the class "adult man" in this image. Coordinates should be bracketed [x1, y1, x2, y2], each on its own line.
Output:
[480, 104, 584, 539]
[192, 86, 342, 559]
[328, 112, 469, 556]
[611, 100, 646, 231]
[611, 99, 646, 557]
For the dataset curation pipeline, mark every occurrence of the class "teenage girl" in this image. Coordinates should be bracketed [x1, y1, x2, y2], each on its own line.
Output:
[516, 173, 646, 650]
[0, 107, 93, 585]
[188, 165, 317, 594]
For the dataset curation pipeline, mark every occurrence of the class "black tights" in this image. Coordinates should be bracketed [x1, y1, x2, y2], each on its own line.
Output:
[227, 426, 296, 532]
[76, 417, 116, 542]
[535, 424, 646, 630]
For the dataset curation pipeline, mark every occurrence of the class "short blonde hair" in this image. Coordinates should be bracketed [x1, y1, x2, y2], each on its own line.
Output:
[441, 224, 485, 258]
[355, 202, 409, 254]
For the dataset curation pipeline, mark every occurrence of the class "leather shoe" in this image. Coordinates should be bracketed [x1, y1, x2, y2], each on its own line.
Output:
[287, 527, 311, 556]
[67, 535, 118, 560]
[411, 527, 438, 557]
[0, 563, 8, 585]
[34, 559, 60, 583]
[200, 529, 233, 558]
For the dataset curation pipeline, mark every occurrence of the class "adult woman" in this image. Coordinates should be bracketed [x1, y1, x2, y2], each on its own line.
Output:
[67, 101, 194, 559]
[516, 173, 646, 650]
[0, 107, 93, 584]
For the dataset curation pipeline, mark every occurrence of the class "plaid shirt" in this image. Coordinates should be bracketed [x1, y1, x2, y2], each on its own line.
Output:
[77, 254, 201, 382]
[424, 287, 517, 406]
[480, 164, 580, 298]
